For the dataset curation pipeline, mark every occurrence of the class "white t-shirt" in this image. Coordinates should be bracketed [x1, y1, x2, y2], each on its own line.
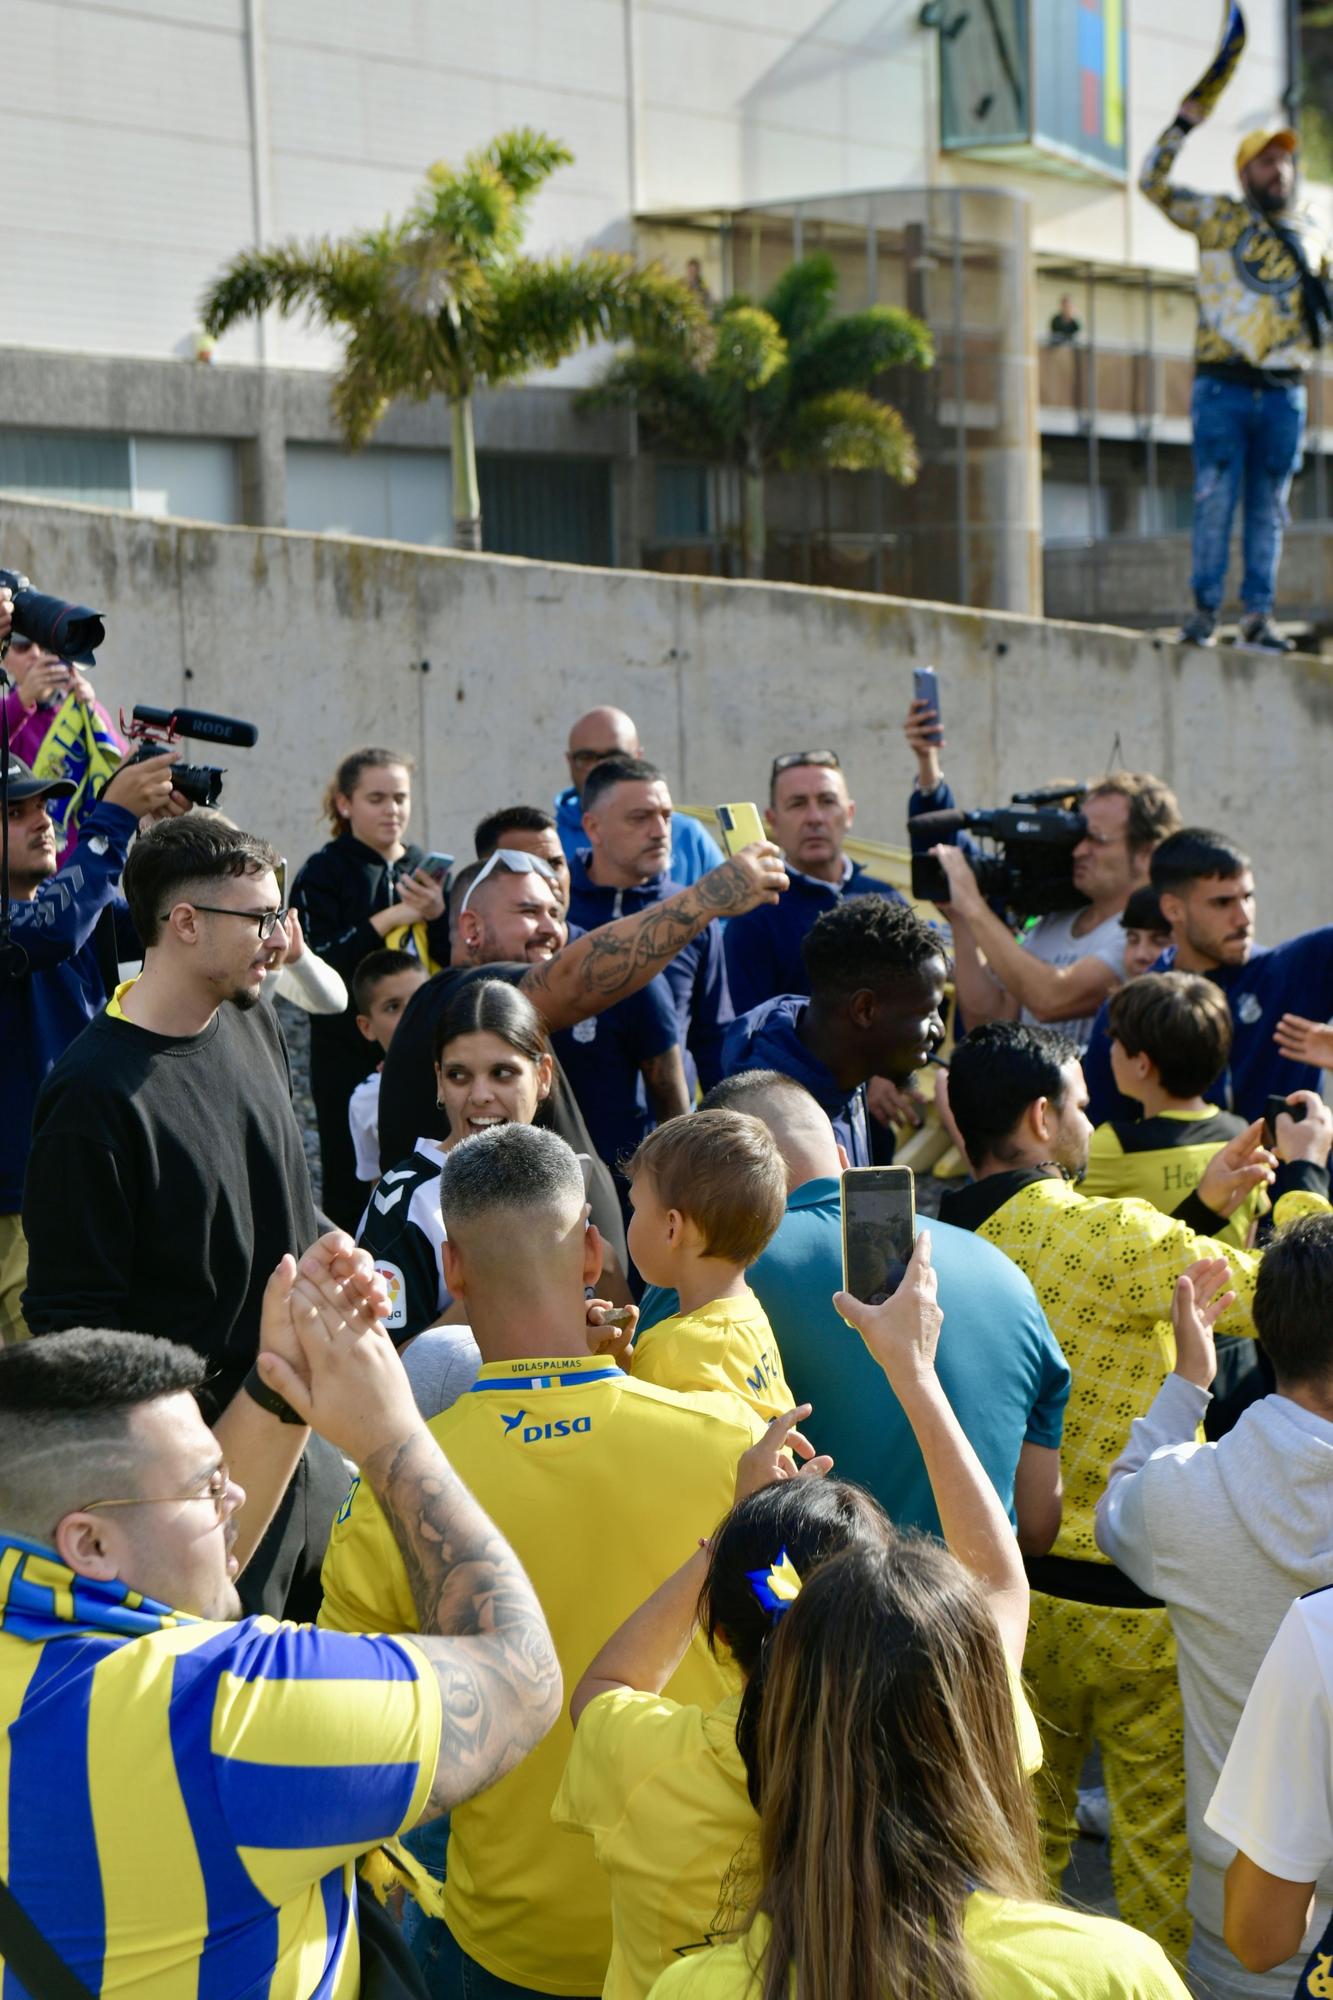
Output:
[1207, 1589, 1333, 1884]
[1019, 908, 1127, 1050]
[348, 1071, 382, 1182]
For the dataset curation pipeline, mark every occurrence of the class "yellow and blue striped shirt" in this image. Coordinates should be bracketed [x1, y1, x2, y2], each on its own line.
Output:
[0, 1538, 442, 1999]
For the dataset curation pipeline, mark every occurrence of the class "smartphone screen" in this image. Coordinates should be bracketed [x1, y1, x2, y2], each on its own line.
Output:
[716, 803, 766, 856]
[841, 1167, 915, 1305]
[419, 851, 454, 884]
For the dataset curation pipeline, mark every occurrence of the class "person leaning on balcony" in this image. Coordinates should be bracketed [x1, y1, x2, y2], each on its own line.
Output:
[1140, 104, 1333, 654]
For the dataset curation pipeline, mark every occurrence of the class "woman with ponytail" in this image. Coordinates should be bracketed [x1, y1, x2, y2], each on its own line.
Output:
[292, 746, 449, 1226]
[554, 1234, 1043, 2000]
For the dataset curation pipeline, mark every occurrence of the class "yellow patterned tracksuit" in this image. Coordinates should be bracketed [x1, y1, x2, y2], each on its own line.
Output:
[939, 1170, 1329, 1962]
[1139, 121, 1329, 372]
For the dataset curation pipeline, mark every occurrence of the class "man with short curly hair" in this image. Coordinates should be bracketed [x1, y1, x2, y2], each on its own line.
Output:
[720, 896, 948, 1165]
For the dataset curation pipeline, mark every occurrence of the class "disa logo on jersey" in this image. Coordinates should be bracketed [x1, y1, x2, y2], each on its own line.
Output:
[500, 1409, 593, 1443]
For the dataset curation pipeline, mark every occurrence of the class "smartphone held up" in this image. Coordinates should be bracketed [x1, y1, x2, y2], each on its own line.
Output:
[716, 802, 767, 856]
[841, 1166, 915, 1306]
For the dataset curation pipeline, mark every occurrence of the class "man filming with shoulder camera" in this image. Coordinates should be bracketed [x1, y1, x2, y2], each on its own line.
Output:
[906, 700, 1180, 1048]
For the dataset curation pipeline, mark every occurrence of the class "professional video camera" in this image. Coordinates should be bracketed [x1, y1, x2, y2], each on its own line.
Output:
[0, 567, 105, 664]
[120, 705, 259, 808]
[909, 783, 1089, 919]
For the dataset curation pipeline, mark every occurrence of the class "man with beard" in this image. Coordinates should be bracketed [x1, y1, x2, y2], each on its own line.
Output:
[1141, 107, 1331, 650]
[21, 818, 345, 1617]
[940, 1021, 1330, 1963]
[1082, 829, 1333, 1126]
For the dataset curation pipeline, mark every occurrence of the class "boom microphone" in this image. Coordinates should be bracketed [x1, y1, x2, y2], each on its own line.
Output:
[131, 706, 259, 749]
[907, 808, 970, 840]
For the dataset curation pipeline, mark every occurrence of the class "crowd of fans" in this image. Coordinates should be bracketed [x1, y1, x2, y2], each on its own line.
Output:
[5, 574, 1333, 2000]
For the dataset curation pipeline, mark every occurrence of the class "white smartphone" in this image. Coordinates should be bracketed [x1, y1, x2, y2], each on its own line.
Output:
[841, 1166, 915, 1305]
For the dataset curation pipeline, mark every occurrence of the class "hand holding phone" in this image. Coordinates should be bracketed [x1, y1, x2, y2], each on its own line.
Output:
[912, 666, 942, 745]
[834, 1230, 942, 1389]
[840, 1166, 915, 1306]
[716, 802, 767, 856]
[418, 851, 454, 886]
[1263, 1093, 1308, 1146]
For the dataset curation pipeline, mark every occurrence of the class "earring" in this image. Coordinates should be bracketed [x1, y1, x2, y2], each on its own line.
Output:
[436, 1095, 445, 1109]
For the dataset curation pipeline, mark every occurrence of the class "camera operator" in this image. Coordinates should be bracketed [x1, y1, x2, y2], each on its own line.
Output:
[1, 633, 124, 866]
[906, 702, 1181, 1047]
[0, 737, 186, 1346]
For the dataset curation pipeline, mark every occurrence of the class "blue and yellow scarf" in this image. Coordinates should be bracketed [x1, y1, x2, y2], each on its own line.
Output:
[0, 1532, 189, 1642]
[31, 695, 123, 845]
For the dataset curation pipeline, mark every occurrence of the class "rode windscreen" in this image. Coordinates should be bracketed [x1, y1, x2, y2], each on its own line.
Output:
[132, 706, 258, 749]
[906, 808, 969, 840]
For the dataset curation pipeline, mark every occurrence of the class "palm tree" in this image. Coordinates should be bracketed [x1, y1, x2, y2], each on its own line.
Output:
[583, 253, 934, 578]
[201, 130, 702, 551]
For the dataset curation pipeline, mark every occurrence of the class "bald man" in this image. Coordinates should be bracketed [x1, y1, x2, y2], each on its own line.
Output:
[555, 705, 724, 887]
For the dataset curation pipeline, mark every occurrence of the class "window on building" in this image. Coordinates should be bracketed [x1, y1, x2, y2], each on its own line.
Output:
[478, 455, 613, 567]
[655, 464, 713, 540]
[285, 444, 452, 546]
[0, 428, 240, 524]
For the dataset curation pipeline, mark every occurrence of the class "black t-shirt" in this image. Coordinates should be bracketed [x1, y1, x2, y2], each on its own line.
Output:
[23, 999, 319, 1413]
[377, 964, 628, 1263]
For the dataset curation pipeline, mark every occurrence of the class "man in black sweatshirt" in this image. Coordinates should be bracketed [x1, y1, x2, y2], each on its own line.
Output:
[22, 817, 340, 1617]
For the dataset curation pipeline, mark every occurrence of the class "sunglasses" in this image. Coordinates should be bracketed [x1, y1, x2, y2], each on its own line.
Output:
[770, 749, 841, 782]
[460, 847, 559, 915]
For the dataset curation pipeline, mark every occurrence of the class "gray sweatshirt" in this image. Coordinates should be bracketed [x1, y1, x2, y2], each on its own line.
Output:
[1096, 1377, 1333, 1939]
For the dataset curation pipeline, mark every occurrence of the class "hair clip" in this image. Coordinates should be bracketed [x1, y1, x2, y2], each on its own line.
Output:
[746, 1548, 803, 1621]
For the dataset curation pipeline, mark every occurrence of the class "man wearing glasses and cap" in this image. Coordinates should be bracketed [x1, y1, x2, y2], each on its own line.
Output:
[0, 739, 185, 1347]
[724, 749, 905, 1017]
[20, 815, 352, 1619]
[1141, 101, 1332, 651]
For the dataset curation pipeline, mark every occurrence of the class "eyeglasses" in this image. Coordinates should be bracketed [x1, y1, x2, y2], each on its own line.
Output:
[460, 848, 559, 916]
[770, 749, 841, 782]
[81, 1464, 236, 1522]
[178, 903, 288, 941]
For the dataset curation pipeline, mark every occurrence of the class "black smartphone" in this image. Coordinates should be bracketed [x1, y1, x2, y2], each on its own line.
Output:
[1264, 1093, 1308, 1145]
[841, 1166, 915, 1306]
[912, 665, 941, 742]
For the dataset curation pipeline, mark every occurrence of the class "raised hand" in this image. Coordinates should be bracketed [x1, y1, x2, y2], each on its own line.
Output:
[734, 1402, 833, 1503]
[1171, 1257, 1235, 1390]
[698, 842, 789, 915]
[834, 1231, 942, 1390]
[1197, 1118, 1275, 1218]
[1274, 1015, 1333, 1069]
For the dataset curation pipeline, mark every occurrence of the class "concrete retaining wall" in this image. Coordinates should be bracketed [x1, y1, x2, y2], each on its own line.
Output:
[3, 495, 1328, 941]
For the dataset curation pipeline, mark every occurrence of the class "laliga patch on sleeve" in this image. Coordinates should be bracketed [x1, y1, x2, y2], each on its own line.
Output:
[375, 1263, 407, 1331]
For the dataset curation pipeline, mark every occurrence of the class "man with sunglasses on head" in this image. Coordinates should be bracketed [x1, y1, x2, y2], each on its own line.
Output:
[724, 748, 905, 1016]
[20, 817, 346, 1617]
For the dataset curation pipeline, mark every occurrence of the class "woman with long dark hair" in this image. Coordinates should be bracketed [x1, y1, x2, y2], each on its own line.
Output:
[292, 745, 449, 1226]
[554, 1235, 1045, 2000]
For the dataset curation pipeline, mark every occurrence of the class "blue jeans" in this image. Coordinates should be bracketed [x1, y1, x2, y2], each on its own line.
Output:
[427, 1921, 598, 2000]
[1190, 373, 1305, 615]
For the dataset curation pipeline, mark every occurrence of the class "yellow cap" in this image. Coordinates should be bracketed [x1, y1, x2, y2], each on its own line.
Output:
[1236, 127, 1299, 176]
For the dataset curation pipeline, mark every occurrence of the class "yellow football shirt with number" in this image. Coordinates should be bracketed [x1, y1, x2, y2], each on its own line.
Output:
[320, 1354, 762, 1999]
[644, 1899, 1189, 2000]
[631, 1294, 793, 1423]
[553, 1665, 1044, 2000]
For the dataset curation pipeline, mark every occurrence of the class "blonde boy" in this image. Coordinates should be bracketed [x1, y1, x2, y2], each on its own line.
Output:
[626, 1108, 793, 1419]
[348, 949, 427, 1183]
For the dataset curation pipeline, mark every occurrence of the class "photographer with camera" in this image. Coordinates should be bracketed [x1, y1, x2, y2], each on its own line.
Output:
[906, 706, 1180, 1048]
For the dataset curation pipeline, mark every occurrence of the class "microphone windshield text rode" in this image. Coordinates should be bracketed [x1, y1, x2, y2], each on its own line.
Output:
[120, 705, 259, 809]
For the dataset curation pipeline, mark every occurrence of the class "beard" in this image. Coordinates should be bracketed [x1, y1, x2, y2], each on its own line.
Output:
[229, 984, 263, 1011]
[1251, 180, 1289, 215]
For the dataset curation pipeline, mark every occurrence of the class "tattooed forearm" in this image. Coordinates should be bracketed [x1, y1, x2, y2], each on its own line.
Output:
[363, 1427, 562, 1814]
[523, 855, 770, 1029]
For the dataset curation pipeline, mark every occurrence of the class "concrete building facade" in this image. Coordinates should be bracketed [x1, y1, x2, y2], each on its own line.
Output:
[1, 1, 1316, 624]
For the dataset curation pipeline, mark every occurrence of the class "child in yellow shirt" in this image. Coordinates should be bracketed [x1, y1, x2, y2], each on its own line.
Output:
[625, 1108, 793, 1420]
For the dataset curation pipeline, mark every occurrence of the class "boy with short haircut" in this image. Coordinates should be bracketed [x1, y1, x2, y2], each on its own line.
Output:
[626, 1108, 793, 1419]
[1121, 885, 1173, 980]
[1082, 971, 1266, 1250]
[348, 949, 427, 1184]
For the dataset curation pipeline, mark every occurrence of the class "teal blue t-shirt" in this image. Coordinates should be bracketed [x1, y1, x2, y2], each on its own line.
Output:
[638, 1179, 1070, 1537]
